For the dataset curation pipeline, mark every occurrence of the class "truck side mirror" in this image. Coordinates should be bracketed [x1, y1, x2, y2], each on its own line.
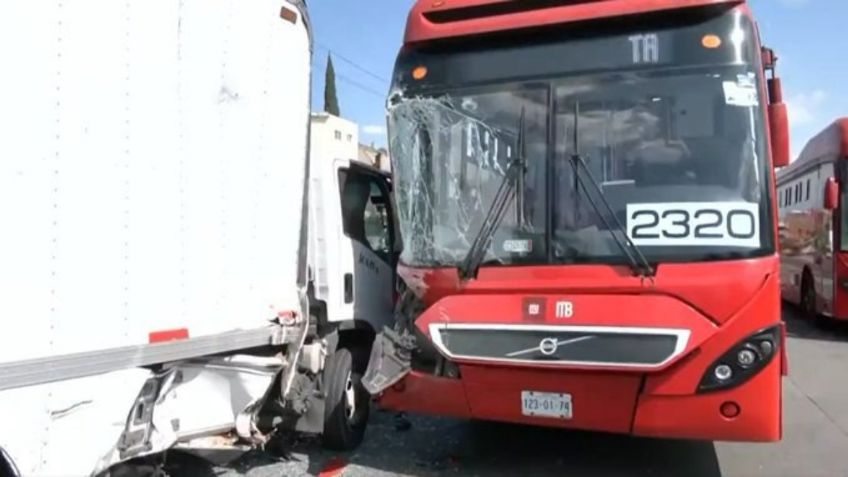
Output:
[825, 177, 839, 210]
[768, 78, 791, 169]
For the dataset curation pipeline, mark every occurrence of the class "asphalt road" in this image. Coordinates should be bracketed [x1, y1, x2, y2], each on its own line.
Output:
[205, 306, 848, 477]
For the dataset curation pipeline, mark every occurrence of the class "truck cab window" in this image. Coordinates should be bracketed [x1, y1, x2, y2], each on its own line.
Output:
[364, 183, 391, 255]
[339, 170, 392, 261]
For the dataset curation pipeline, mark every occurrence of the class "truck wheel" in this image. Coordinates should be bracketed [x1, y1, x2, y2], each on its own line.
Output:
[322, 347, 369, 450]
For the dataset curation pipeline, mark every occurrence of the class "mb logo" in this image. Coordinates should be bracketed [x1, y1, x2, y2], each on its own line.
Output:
[556, 301, 573, 319]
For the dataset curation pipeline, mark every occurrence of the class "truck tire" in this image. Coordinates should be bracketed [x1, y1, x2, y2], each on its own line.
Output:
[322, 347, 369, 450]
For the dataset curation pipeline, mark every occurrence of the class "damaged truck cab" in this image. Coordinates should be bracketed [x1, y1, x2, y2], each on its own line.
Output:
[365, 0, 790, 442]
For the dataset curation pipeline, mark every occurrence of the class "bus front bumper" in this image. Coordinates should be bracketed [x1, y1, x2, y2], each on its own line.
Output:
[376, 352, 782, 442]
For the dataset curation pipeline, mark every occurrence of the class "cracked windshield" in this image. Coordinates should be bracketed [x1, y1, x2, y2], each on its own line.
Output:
[390, 28, 772, 267]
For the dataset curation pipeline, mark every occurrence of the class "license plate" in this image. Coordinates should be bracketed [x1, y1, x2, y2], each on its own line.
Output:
[521, 391, 572, 419]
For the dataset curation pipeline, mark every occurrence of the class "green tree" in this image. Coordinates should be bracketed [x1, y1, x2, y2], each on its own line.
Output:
[323, 54, 340, 116]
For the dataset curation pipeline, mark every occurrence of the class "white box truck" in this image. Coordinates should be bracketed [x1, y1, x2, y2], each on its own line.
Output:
[0, 1, 398, 475]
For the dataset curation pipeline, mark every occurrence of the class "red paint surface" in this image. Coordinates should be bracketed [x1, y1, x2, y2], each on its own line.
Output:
[318, 458, 348, 477]
[461, 365, 641, 433]
[640, 271, 779, 395]
[405, 0, 744, 44]
[833, 253, 848, 320]
[148, 328, 189, 343]
[400, 257, 778, 325]
[380, 349, 781, 441]
[379, 371, 472, 418]
[794, 118, 848, 169]
[632, 358, 782, 441]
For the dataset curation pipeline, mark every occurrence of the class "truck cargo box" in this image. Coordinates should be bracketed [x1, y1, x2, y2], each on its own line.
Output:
[0, 0, 311, 473]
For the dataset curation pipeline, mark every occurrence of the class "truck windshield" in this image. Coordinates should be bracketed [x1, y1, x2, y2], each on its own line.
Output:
[388, 9, 774, 268]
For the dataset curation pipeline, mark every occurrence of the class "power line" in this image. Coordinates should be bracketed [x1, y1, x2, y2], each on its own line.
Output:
[315, 42, 390, 85]
[311, 58, 386, 99]
[336, 72, 387, 99]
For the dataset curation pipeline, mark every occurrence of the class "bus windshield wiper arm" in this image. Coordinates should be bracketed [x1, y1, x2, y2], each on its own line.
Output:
[567, 102, 655, 278]
[458, 109, 527, 281]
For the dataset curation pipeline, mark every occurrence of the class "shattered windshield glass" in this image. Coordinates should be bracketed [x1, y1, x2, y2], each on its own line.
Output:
[388, 89, 548, 267]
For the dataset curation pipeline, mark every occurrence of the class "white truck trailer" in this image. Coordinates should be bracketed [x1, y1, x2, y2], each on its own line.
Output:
[0, 1, 397, 475]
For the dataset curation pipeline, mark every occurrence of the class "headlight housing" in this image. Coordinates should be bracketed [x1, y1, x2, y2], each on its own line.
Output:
[698, 326, 780, 393]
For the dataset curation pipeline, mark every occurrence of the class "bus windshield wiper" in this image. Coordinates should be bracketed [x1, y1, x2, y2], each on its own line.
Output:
[458, 110, 527, 281]
[567, 102, 655, 279]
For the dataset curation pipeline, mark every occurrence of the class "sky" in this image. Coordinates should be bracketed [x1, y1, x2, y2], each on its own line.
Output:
[309, 0, 847, 158]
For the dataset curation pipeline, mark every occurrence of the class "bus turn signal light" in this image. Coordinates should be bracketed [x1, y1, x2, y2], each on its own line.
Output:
[702, 34, 722, 49]
[412, 66, 428, 80]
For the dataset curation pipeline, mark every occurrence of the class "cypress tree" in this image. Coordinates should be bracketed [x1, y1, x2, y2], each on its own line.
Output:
[324, 54, 340, 116]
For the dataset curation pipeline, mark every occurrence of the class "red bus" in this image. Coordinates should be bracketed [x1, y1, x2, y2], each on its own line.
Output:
[365, 0, 790, 442]
[778, 119, 848, 321]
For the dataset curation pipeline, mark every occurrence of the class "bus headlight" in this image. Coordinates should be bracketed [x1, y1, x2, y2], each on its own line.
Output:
[714, 364, 733, 381]
[737, 349, 757, 367]
[698, 326, 780, 393]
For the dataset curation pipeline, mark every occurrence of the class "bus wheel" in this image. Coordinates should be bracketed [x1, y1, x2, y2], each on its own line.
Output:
[800, 272, 817, 321]
[322, 347, 370, 451]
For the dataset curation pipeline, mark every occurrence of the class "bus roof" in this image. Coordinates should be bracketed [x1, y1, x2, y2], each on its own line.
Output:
[404, 0, 745, 44]
[777, 118, 848, 182]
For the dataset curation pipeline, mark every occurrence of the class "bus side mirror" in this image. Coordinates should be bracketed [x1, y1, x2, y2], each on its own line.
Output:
[767, 78, 791, 169]
[825, 178, 839, 210]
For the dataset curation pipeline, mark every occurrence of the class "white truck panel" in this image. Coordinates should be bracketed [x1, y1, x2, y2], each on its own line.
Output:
[310, 158, 395, 330]
[0, 0, 311, 474]
[0, 369, 152, 477]
[0, 0, 309, 360]
[311, 159, 356, 322]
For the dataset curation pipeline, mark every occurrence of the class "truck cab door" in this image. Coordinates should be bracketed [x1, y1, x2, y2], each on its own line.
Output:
[334, 165, 396, 332]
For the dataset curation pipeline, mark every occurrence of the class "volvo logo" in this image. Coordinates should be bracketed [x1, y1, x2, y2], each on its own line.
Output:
[539, 338, 559, 356]
[505, 335, 596, 358]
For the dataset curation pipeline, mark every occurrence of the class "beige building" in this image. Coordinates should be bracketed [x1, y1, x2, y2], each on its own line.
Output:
[310, 112, 390, 172]
[358, 143, 391, 172]
[310, 112, 359, 164]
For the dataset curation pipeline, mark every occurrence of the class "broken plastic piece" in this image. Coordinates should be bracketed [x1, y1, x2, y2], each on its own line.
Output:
[362, 327, 416, 395]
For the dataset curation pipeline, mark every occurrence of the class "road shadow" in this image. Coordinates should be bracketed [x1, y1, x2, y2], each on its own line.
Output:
[107, 451, 220, 477]
[287, 410, 722, 477]
[782, 303, 848, 343]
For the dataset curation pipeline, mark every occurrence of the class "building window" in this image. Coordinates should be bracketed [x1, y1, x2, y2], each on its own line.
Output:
[795, 183, 801, 203]
[806, 179, 811, 201]
[334, 130, 342, 140]
[785, 188, 791, 206]
[347, 134, 353, 143]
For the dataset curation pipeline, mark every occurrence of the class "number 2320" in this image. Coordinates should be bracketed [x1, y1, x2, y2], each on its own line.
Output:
[626, 204, 759, 246]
